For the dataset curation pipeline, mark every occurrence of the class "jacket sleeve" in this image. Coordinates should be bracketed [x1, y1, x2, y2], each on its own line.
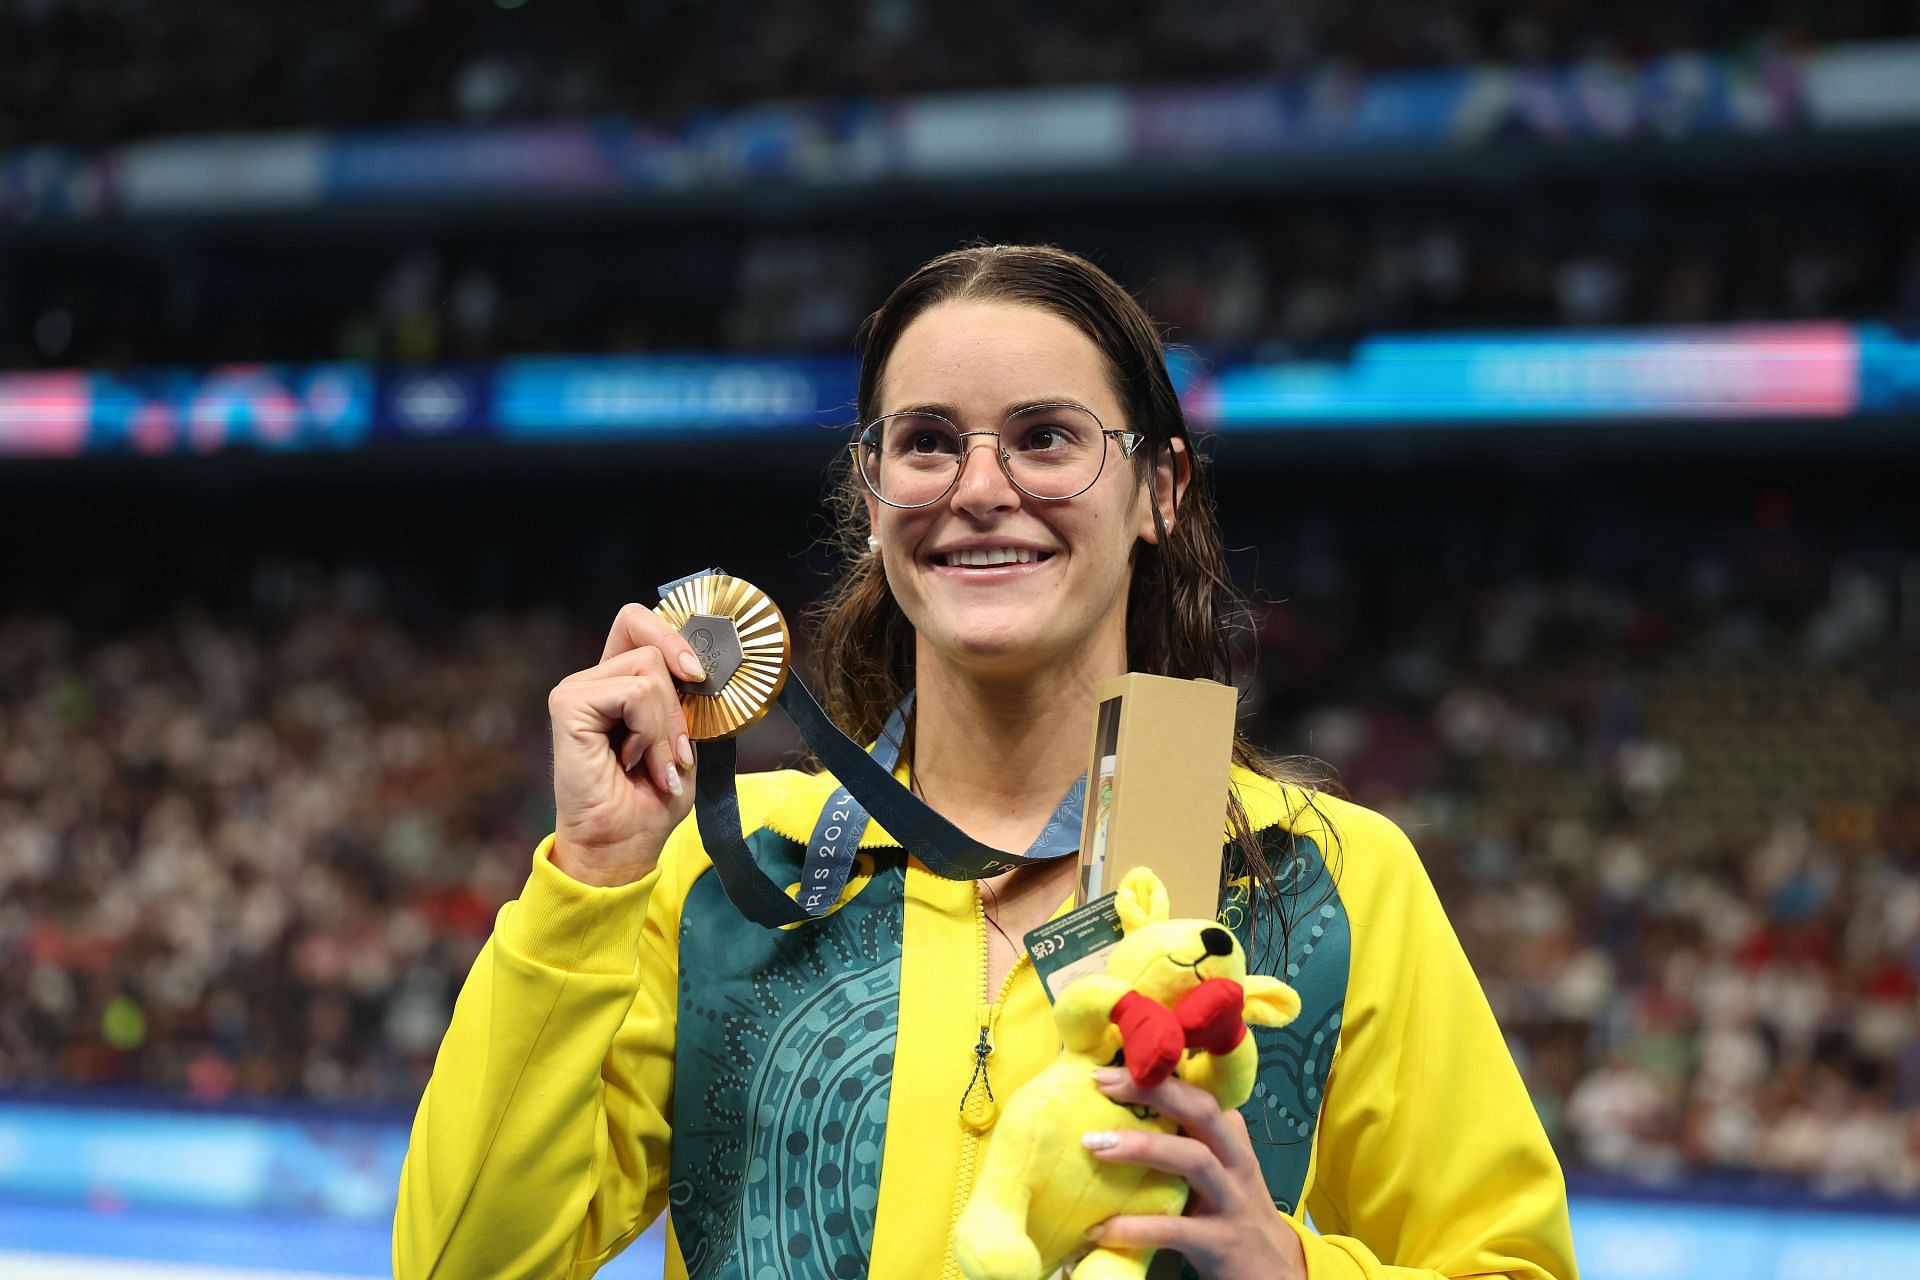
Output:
[393, 824, 694, 1280]
[1286, 807, 1579, 1280]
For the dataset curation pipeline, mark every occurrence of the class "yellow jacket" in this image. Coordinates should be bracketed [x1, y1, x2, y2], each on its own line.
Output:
[394, 766, 1578, 1279]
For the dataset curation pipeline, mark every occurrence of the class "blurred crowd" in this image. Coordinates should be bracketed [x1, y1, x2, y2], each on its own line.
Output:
[6, 1, 1917, 149]
[1122, 218, 1920, 356]
[0, 577, 569, 1102]
[8, 5, 1919, 375]
[1249, 551, 1920, 1196]
[9, 211, 1920, 372]
[2, 544, 1916, 1196]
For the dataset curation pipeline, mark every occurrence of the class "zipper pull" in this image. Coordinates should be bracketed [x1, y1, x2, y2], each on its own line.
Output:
[959, 1023, 999, 1132]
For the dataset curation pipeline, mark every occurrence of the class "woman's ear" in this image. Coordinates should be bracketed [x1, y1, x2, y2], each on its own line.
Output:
[1136, 436, 1190, 546]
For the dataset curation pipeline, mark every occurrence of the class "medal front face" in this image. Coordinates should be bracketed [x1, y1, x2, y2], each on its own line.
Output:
[657, 573, 791, 739]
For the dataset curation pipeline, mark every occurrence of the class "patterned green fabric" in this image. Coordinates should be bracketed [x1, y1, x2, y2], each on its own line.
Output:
[670, 829, 904, 1279]
[1222, 830, 1350, 1217]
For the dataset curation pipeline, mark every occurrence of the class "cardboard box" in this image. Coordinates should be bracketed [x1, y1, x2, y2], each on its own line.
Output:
[1030, 674, 1238, 1004]
[1076, 672, 1237, 919]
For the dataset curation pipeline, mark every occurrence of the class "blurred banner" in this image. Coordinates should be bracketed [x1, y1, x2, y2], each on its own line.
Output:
[0, 372, 91, 457]
[0, 365, 372, 456]
[85, 365, 374, 454]
[1193, 322, 1920, 424]
[0, 1100, 404, 1219]
[1, 1100, 1916, 1280]
[4, 326, 1919, 457]
[9, 42, 1920, 220]
[1192, 324, 1867, 424]
[493, 355, 857, 438]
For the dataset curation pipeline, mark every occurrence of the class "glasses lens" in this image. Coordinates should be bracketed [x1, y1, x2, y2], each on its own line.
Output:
[1000, 403, 1108, 500]
[862, 414, 963, 507]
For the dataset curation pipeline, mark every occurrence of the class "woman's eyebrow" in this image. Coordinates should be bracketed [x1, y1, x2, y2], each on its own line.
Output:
[887, 402, 958, 419]
[884, 397, 1095, 420]
[1004, 397, 1096, 417]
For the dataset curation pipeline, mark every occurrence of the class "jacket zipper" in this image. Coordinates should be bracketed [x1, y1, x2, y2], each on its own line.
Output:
[942, 884, 1031, 1280]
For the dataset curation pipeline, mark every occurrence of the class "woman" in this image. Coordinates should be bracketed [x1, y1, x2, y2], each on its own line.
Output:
[394, 246, 1578, 1279]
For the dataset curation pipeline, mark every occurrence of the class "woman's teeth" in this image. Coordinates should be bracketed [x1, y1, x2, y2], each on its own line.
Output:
[945, 547, 1042, 566]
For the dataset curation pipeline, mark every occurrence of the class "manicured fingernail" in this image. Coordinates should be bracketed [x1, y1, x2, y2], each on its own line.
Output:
[678, 652, 706, 680]
[1081, 1131, 1119, 1151]
[1084, 1223, 1107, 1242]
[666, 763, 684, 798]
[676, 734, 694, 769]
[1092, 1067, 1125, 1086]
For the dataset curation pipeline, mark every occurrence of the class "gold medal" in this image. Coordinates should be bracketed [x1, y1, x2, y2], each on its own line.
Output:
[656, 572, 791, 739]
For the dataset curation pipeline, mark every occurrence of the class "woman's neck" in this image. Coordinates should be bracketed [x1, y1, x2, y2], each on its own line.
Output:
[909, 638, 1126, 846]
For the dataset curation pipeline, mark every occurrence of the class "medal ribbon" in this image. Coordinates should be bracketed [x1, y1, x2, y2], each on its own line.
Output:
[670, 572, 1084, 928]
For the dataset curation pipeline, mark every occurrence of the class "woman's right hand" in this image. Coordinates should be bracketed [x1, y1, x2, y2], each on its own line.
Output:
[547, 603, 707, 887]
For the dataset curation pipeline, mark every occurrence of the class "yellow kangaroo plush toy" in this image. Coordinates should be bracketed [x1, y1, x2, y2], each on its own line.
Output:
[951, 866, 1301, 1280]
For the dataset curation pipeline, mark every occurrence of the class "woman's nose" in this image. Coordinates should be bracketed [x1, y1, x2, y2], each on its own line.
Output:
[949, 440, 1018, 514]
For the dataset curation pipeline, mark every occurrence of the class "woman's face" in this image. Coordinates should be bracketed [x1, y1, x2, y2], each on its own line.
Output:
[866, 299, 1173, 678]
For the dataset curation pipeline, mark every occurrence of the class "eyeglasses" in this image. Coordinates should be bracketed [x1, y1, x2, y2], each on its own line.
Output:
[850, 401, 1145, 509]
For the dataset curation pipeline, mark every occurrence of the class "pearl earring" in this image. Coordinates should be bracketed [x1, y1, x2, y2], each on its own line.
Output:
[867, 535, 880, 553]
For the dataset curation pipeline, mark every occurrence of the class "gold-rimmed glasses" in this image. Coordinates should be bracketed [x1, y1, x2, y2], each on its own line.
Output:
[850, 401, 1145, 510]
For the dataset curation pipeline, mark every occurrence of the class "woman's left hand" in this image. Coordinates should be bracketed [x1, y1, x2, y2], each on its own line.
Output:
[1083, 1067, 1307, 1279]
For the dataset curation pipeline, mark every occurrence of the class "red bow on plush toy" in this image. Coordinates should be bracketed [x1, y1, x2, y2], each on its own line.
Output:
[1108, 978, 1248, 1089]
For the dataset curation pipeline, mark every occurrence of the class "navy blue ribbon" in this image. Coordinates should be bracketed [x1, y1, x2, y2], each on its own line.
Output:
[791, 697, 910, 918]
[671, 571, 1084, 928]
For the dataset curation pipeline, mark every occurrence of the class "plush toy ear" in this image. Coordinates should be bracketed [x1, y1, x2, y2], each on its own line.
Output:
[1240, 975, 1302, 1028]
[1113, 867, 1170, 934]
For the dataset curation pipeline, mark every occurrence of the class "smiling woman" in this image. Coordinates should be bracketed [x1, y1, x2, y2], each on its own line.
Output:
[393, 245, 1579, 1280]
